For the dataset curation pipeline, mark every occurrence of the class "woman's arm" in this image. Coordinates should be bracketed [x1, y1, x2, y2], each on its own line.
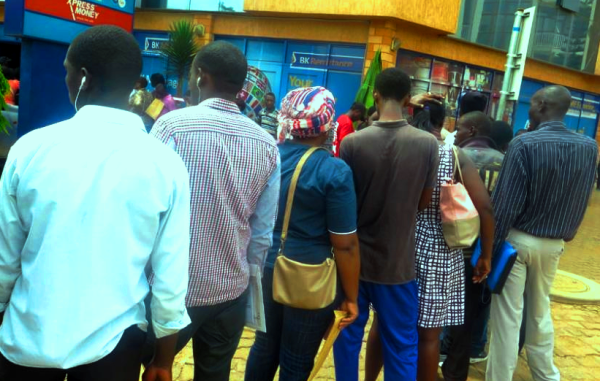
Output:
[330, 232, 360, 329]
[458, 149, 494, 283]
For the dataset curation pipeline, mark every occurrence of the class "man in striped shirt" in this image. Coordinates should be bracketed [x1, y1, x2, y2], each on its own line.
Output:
[151, 41, 280, 381]
[486, 86, 598, 381]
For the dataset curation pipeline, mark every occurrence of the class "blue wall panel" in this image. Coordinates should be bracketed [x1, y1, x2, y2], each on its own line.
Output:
[215, 35, 366, 119]
[18, 39, 74, 136]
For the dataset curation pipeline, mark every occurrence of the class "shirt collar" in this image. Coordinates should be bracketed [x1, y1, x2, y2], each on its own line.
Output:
[536, 121, 568, 132]
[198, 98, 241, 114]
[74, 105, 146, 132]
[459, 136, 499, 150]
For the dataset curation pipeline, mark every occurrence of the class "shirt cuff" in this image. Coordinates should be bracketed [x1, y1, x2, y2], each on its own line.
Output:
[328, 229, 357, 235]
[152, 310, 192, 339]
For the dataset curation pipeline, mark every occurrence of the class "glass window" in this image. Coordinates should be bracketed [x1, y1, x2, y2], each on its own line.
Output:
[412, 80, 430, 95]
[398, 54, 432, 80]
[463, 66, 493, 92]
[455, 0, 600, 73]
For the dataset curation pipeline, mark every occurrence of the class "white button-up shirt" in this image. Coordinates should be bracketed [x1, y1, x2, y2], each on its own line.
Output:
[0, 106, 191, 368]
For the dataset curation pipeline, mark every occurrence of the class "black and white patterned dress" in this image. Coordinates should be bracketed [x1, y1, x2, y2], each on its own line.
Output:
[415, 142, 465, 328]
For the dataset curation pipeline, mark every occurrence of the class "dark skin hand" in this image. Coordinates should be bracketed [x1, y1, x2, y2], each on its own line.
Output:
[330, 232, 360, 330]
[143, 333, 178, 381]
[457, 149, 494, 283]
[410, 93, 445, 108]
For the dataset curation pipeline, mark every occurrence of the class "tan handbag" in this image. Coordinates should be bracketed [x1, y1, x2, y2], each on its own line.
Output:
[440, 146, 480, 249]
[273, 147, 337, 310]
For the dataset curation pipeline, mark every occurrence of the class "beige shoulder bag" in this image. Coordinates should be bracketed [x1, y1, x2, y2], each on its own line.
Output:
[273, 147, 338, 310]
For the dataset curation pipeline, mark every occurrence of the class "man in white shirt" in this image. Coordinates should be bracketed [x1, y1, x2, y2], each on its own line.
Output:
[0, 26, 191, 381]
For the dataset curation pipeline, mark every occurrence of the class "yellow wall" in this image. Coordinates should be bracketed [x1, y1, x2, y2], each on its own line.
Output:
[243, 0, 461, 34]
[212, 15, 369, 44]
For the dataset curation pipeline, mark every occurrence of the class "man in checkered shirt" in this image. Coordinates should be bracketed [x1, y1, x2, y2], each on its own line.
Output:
[151, 41, 281, 381]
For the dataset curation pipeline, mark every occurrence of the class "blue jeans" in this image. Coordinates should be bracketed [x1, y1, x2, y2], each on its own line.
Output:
[245, 268, 337, 381]
[334, 280, 418, 381]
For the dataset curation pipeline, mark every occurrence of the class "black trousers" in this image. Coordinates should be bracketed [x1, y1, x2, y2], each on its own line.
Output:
[441, 259, 490, 381]
[144, 288, 249, 381]
[0, 325, 146, 381]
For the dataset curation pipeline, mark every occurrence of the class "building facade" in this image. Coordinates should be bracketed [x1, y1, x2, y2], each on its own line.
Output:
[1, 0, 599, 140]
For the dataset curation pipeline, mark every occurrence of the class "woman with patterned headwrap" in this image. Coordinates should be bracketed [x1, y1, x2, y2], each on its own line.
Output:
[245, 87, 361, 381]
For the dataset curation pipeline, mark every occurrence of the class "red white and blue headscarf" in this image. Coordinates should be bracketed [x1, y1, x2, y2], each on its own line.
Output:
[277, 86, 337, 143]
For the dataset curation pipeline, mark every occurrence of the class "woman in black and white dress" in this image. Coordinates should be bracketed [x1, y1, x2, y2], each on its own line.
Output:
[411, 101, 495, 381]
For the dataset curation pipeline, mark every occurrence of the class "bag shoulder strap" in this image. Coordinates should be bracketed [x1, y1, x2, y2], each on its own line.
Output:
[452, 146, 465, 184]
[279, 147, 323, 255]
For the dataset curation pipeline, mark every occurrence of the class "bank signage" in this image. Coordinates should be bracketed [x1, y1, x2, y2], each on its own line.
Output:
[25, 0, 134, 31]
[5, 0, 134, 44]
[291, 52, 363, 72]
[144, 37, 169, 56]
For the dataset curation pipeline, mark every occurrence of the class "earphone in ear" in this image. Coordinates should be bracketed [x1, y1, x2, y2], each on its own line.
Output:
[75, 76, 86, 112]
[196, 77, 201, 89]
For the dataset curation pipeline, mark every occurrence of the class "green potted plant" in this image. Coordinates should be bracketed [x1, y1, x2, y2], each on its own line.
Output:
[160, 20, 201, 97]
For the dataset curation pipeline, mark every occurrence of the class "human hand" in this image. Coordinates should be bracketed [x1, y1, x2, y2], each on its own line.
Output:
[142, 364, 173, 381]
[338, 299, 359, 329]
[410, 93, 445, 108]
[473, 257, 491, 284]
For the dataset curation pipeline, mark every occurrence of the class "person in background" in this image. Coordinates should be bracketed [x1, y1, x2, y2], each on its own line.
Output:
[459, 91, 488, 117]
[257, 92, 279, 139]
[150, 73, 177, 119]
[0, 25, 191, 381]
[333, 102, 366, 157]
[151, 41, 280, 381]
[489, 120, 514, 153]
[129, 76, 154, 132]
[487, 86, 598, 381]
[438, 111, 505, 381]
[333, 68, 439, 381]
[245, 86, 360, 381]
[357, 106, 377, 131]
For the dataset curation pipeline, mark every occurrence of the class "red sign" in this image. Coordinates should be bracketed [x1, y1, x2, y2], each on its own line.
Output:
[25, 0, 133, 32]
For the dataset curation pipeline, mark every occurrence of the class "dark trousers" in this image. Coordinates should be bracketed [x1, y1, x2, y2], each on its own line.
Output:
[0, 325, 145, 381]
[175, 288, 249, 381]
[442, 259, 491, 381]
[245, 268, 337, 381]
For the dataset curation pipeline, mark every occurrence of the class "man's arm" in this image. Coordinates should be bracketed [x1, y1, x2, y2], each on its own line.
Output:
[0, 148, 26, 321]
[247, 154, 281, 271]
[491, 141, 528, 255]
[144, 162, 192, 381]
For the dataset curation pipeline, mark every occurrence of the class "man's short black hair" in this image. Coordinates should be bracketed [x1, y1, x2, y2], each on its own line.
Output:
[461, 111, 493, 136]
[490, 121, 514, 149]
[350, 102, 367, 114]
[265, 92, 275, 99]
[374, 68, 411, 102]
[193, 41, 248, 95]
[460, 92, 488, 116]
[136, 77, 148, 88]
[150, 73, 166, 87]
[68, 25, 142, 94]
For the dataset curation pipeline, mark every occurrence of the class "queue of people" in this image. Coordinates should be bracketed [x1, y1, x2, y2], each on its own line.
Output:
[0, 24, 598, 381]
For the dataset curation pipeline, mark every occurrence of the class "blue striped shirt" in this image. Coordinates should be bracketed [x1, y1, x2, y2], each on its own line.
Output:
[491, 121, 598, 254]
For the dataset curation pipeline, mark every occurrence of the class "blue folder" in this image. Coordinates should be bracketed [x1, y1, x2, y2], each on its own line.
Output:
[471, 239, 518, 294]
